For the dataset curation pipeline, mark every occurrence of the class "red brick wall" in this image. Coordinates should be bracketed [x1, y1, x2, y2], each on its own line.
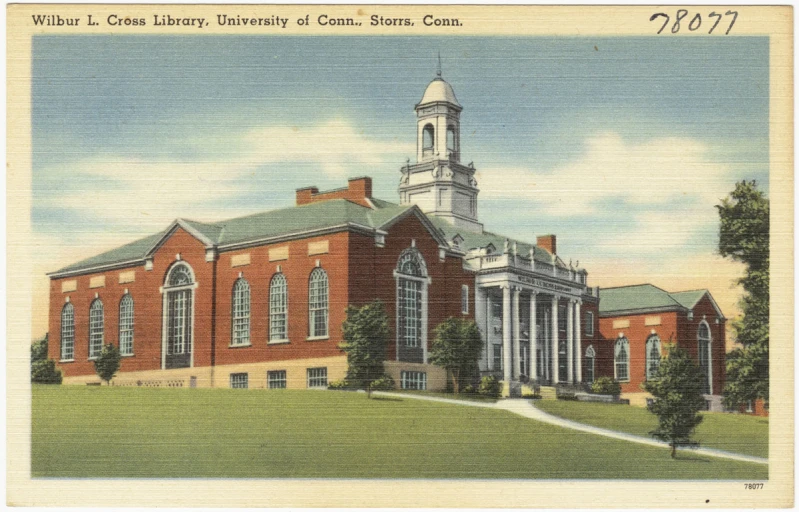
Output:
[598, 296, 726, 395]
[598, 311, 680, 394]
[48, 215, 477, 378]
[348, 213, 475, 361]
[49, 227, 212, 377]
[213, 231, 350, 366]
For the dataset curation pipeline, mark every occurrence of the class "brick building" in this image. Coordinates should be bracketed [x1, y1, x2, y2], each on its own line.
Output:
[598, 284, 727, 410]
[49, 72, 631, 395]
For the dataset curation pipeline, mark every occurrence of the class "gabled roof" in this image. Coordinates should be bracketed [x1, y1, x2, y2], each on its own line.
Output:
[599, 284, 725, 319]
[427, 216, 567, 267]
[51, 198, 443, 277]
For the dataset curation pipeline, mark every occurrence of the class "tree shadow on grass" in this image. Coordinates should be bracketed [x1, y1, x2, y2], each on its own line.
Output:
[673, 452, 711, 463]
[370, 396, 403, 402]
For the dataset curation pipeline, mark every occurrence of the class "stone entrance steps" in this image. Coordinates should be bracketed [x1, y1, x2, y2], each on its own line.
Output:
[539, 386, 557, 400]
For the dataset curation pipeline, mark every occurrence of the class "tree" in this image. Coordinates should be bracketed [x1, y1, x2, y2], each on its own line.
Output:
[93, 343, 121, 385]
[31, 334, 62, 384]
[643, 345, 706, 458]
[340, 301, 390, 397]
[429, 318, 483, 394]
[716, 180, 769, 408]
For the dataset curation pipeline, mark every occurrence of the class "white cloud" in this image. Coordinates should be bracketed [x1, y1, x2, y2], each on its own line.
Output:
[478, 132, 733, 217]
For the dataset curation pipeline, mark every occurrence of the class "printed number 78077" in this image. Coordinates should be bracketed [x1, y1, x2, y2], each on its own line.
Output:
[744, 483, 764, 490]
[650, 10, 738, 35]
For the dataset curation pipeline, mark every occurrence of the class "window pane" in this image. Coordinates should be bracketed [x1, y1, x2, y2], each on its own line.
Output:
[401, 371, 427, 390]
[232, 279, 251, 346]
[307, 367, 328, 388]
[268, 370, 287, 389]
[119, 295, 134, 356]
[269, 274, 288, 341]
[230, 373, 248, 389]
[309, 269, 328, 338]
[61, 303, 74, 360]
[89, 300, 104, 358]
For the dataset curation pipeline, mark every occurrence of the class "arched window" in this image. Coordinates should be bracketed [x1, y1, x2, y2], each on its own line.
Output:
[88, 299, 104, 359]
[422, 124, 435, 150]
[119, 294, 134, 356]
[584, 345, 596, 383]
[60, 303, 75, 361]
[269, 273, 288, 341]
[308, 268, 329, 338]
[698, 322, 712, 394]
[614, 337, 629, 382]
[645, 335, 661, 380]
[395, 248, 428, 364]
[231, 278, 251, 346]
[164, 262, 195, 369]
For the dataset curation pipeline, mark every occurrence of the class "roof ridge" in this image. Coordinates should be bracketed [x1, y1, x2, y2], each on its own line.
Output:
[671, 288, 708, 294]
[599, 283, 657, 291]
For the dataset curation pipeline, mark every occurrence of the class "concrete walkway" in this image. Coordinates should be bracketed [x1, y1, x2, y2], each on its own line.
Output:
[373, 392, 768, 465]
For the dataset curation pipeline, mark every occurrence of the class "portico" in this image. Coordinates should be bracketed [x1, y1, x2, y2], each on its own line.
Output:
[469, 247, 596, 389]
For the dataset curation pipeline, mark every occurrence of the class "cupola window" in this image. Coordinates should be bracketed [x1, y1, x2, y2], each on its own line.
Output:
[422, 124, 435, 153]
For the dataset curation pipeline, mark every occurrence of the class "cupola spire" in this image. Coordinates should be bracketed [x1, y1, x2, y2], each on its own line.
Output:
[436, 52, 442, 78]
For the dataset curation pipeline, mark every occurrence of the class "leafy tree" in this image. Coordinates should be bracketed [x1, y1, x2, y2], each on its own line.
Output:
[716, 180, 769, 408]
[340, 301, 390, 397]
[643, 345, 706, 458]
[93, 343, 121, 385]
[429, 318, 483, 394]
[31, 334, 62, 384]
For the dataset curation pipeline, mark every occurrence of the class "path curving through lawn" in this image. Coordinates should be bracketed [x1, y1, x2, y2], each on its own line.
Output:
[376, 392, 768, 465]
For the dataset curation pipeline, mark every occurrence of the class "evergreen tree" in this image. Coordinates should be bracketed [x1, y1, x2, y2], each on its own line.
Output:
[94, 343, 121, 385]
[429, 318, 483, 394]
[643, 345, 706, 458]
[31, 334, 62, 384]
[340, 301, 390, 397]
[716, 180, 769, 408]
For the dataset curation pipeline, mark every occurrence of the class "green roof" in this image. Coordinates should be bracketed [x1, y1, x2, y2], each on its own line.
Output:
[598, 284, 686, 315]
[427, 216, 564, 266]
[52, 199, 413, 275]
[670, 289, 709, 310]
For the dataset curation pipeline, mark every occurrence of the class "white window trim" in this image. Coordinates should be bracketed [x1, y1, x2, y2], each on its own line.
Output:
[60, 302, 75, 362]
[267, 370, 287, 389]
[119, 294, 135, 357]
[645, 335, 662, 381]
[307, 367, 328, 388]
[698, 320, 713, 395]
[308, 268, 329, 339]
[88, 299, 104, 360]
[461, 284, 469, 315]
[160, 262, 197, 370]
[269, 273, 289, 342]
[231, 278, 251, 347]
[614, 337, 630, 383]
[393, 270, 431, 364]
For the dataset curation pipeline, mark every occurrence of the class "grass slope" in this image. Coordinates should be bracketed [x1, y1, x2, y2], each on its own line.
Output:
[32, 386, 767, 479]
[535, 400, 768, 459]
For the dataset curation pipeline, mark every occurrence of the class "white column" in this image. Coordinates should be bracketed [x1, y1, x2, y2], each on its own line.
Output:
[567, 299, 574, 383]
[575, 301, 582, 384]
[502, 286, 512, 384]
[543, 310, 549, 381]
[512, 287, 521, 380]
[530, 292, 537, 381]
[551, 295, 559, 384]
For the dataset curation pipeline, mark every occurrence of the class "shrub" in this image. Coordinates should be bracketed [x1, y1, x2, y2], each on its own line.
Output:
[462, 384, 476, 394]
[370, 374, 395, 391]
[558, 393, 579, 401]
[31, 359, 62, 384]
[93, 343, 121, 385]
[327, 379, 352, 390]
[522, 393, 541, 400]
[591, 376, 621, 396]
[478, 375, 501, 398]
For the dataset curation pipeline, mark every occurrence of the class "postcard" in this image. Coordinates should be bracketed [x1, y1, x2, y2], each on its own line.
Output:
[6, 4, 793, 508]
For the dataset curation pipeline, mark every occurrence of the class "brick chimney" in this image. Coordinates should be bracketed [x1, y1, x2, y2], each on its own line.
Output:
[537, 234, 556, 255]
[295, 177, 373, 208]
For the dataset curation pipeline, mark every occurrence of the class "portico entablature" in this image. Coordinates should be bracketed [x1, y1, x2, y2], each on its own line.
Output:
[475, 270, 584, 301]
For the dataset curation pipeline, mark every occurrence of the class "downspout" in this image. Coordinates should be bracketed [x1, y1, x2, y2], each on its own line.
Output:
[210, 254, 218, 387]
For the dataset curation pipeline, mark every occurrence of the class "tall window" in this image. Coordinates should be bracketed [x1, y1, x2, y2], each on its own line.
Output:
[614, 337, 630, 382]
[231, 278, 251, 346]
[119, 294, 134, 356]
[269, 273, 288, 341]
[60, 303, 74, 361]
[88, 299, 104, 359]
[584, 311, 594, 336]
[164, 262, 194, 369]
[396, 249, 426, 349]
[645, 334, 661, 380]
[308, 268, 329, 338]
[461, 285, 469, 314]
[698, 322, 712, 394]
[585, 345, 596, 383]
[422, 124, 434, 150]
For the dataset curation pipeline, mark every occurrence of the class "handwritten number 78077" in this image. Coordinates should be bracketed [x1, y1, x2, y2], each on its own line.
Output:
[650, 10, 738, 35]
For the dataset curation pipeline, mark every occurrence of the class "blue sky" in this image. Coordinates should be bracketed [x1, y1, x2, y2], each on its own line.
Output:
[31, 35, 769, 336]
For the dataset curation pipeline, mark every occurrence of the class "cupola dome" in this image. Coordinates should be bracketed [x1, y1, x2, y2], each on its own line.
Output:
[419, 77, 461, 107]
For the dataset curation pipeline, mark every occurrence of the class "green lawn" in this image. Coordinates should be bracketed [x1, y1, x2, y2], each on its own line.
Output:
[535, 400, 769, 459]
[32, 385, 767, 479]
